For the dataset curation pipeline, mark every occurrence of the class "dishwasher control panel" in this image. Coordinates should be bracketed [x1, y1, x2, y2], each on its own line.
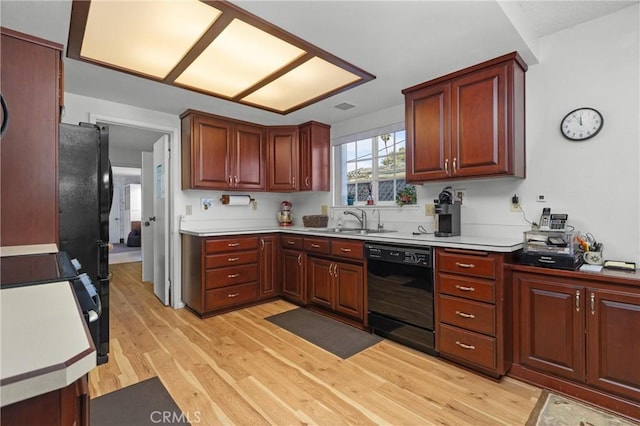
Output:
[365, 244, 432, 267]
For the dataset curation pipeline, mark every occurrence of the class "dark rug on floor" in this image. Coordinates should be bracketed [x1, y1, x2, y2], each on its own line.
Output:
[266, 308, 383, 359]
[111, 243, 141, 254]
[91, 377, 190, 426]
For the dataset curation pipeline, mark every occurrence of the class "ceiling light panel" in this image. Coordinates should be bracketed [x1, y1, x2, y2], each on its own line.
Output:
[242, 57, 362, 112]
[81, 0, 220, 79]
[175, 18, 306, 97]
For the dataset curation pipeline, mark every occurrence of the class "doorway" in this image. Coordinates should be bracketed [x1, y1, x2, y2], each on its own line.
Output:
[109, 167, 142, 264]
[91, 113, 179, 308]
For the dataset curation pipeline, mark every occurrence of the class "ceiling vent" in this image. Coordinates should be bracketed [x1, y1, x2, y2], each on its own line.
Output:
[334, 102, 356, 111]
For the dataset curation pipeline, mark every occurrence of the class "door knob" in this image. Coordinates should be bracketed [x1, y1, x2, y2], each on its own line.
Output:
[144, 221, 150, 226]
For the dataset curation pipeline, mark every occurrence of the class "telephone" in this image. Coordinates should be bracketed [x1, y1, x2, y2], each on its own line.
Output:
[538, 208, 568, 231]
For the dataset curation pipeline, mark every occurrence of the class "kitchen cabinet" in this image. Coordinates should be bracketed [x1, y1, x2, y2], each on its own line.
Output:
[298, 121, 331, 191]
[1, 375, 89, 426]
[281, 235, 306, 304]
[435, 248, 511, 377]
[182, 234, 266, 317]
[267, 126, 299, 191]
[0, 28, 62, 246]
[513, 270, 640, 409]
[259, 235, 280, 299]
[307, 238, 365, 322]
[181, 111, 265, 190]
[402, 52, 526, 182]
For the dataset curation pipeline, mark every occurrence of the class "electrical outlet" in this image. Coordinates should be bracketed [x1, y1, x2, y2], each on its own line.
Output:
[455, 189, 467, 205]
[510, 194, 520, 212]
[252, 200, 258, 210]
[321, 205, 328, 215]
[185, 204, 192, 216]
[425, 203, 435, 216]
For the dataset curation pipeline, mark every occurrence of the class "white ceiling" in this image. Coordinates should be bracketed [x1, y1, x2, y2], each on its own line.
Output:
[1, 0, 637, 152]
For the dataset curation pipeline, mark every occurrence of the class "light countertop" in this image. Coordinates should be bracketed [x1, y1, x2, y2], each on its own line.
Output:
[180, 225, 523, 252]
[0, 244, 96, 407]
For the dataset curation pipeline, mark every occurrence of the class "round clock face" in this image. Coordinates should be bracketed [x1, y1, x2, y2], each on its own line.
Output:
[560, 107, 603, 141]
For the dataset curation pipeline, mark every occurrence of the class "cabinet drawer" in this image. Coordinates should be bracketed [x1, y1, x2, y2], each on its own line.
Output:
[438, 294, 495, 335]
[330, 240, 364, 260]
[304, 237, 330, 254]
[281, 235, 303, 250]
[205, 282, 258, 310]
[438, 273, 495, 303]
[206, 264, 258, 289]
[205, 251, 257, 268]
[439, 323, 496, 371]
[205, 237, 258, 253]
[437, 250, 498, 279]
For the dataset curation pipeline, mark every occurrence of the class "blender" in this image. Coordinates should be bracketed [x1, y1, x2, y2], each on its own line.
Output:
[277, 200, 293, 226]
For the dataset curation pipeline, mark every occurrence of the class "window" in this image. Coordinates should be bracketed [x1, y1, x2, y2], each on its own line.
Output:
[334, 126, 414, 206]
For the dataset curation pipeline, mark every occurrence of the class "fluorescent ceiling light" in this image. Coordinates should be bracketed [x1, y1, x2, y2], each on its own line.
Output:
[67, 0, 375, 114]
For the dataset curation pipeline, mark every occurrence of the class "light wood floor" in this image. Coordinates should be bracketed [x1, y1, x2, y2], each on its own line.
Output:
[90, 262, 542, 425]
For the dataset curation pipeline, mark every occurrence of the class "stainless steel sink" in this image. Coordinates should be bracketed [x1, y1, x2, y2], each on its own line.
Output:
[316, 227, 397, 235]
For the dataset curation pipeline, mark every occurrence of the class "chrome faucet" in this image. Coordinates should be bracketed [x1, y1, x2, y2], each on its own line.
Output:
[343, 208, 367, 230]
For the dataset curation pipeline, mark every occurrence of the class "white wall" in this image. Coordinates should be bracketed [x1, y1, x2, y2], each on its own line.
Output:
[328, 5, 640, 263]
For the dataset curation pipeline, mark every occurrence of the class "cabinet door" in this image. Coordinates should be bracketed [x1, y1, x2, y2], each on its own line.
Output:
[1, 30, 61, 246]
[282, 249, 305, 304]
[451, 63, 507, 177]
[299, 122, 330, 191]
[307, 257, 333, 310]
[587, 288, 640, 402]
[404, 82, 451, 182]
[233, 123, 265, 189]
[334, 262, 364, 320]
[517, 273, 585, 382]
[267, 127, 299, 191]
[259, 236, 279, 299]
[191, 115, 232, 189]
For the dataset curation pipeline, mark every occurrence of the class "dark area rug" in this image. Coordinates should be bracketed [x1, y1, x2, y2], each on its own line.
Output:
[91, 377, 190, 426]
[266, 308, 383, 359]
[526, 390, 637, 426]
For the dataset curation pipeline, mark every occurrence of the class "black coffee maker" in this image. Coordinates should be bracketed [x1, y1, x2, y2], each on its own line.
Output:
[434, 186, 461, 237]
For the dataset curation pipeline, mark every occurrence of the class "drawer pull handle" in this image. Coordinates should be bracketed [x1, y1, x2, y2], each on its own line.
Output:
[228, 273, 240, 278]
[455, 262, 475, 268]
[590, 292, 595, 315]
[287, 241, 296, 245]
[455, 311, 475, 319]
[340, 248, 352, 253]
[228, 257, 240, 262]
[576, 290, 580, 312]
[311, 243, 320, 248]
[228, 242, 240, 247]
[455, 341, 476, 350]
[455, 285, 475, 292]
[227, 292, 240, 298]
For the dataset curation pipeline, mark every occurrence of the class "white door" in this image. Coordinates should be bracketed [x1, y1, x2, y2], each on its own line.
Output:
[141, 152, 154, 282]
[108, 186, 122, 243]
[153, 135, 170, 305]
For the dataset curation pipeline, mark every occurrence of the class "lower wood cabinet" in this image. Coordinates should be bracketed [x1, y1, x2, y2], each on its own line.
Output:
[182, 234, 279, 316]
[434, 248, 511, 378]
[1, 375, 89, 426]
[511, 267, 640, 420]
[307, 255, 364, 321]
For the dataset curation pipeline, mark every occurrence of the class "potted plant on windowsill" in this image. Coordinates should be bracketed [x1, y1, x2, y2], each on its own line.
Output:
[396, 185, 417, 206]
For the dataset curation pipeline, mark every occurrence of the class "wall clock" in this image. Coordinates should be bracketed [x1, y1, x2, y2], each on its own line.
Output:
[560, 107, 603, 141]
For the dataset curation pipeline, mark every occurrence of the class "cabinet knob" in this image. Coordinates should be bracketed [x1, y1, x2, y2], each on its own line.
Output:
[453, 157, 457, 173]
[445, 158, 449, 174]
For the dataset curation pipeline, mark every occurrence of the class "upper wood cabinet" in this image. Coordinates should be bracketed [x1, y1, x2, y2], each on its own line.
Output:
[181, 111, 265, 190]
[299, 121, 331, 191]
[0, 28, 63, 246]
[266, 126, 299, 191]
[403, 52, 527, 182]
[181, 110, 330, 193]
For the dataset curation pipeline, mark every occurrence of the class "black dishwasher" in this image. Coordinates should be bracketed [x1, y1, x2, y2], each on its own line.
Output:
[366, 243, 437, 356]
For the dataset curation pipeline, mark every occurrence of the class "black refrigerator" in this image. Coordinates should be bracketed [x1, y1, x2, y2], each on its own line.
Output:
[59, 122, 112, 365]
